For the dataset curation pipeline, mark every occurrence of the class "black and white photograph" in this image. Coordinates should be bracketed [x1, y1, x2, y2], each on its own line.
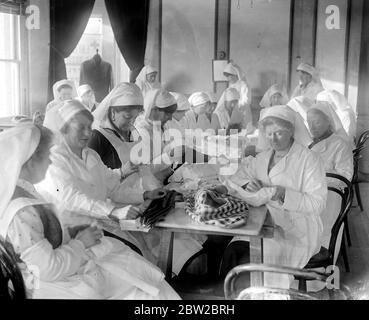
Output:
[1, 0, 369, 308]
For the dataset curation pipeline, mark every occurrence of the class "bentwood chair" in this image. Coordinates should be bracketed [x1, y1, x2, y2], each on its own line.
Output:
[0, 237, 26, 300]
[297, 175, 352, 291]
[224, 264, 330, 300]
[352, 130, 369, 212]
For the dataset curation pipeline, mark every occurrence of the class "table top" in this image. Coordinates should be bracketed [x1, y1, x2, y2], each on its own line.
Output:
[154, 204, 271, 238]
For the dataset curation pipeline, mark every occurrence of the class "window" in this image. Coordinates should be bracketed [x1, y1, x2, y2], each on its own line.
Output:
[0, 12, 21, 117]
[65, 17, 104, 87]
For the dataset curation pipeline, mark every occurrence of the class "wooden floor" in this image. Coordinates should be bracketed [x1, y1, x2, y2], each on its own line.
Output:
[170, 182, 369, 300]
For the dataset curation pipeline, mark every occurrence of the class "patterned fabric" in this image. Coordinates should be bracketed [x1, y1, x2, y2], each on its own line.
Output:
[184, 188, 249, 228]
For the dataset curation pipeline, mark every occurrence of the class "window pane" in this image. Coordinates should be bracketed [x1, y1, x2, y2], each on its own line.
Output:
[0, 12, 18, 60]
[0, 61, 20, 117]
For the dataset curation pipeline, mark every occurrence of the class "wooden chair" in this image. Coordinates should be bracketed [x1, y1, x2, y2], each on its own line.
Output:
[224, 264, 330, 300]
[0, 237, 26, 300]
[297, 175, 352, 291]
[352, 130, 369, 212]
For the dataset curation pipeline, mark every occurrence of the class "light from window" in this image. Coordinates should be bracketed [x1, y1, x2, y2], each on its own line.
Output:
[0, 12, 21, 117]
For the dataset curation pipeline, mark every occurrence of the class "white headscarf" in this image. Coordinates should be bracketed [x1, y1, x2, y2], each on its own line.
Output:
[52, 79, 77, 101]
[316, 90, 354, 113]
[287, 96, 314, 125]
[170, 92, 190, 112]
[188, 92, 210, 108]
[93, 83, 144, 126]
[260, 84, 289, 109]
[223, 61, 247, 82]
[296, 62, 324, 88]
[143, 89, 177, 120]
[213, 87, 240, 129]
[135, 65, 161, 95]
[0, 123, 41, 236]
[258, 105, 312, 149]
[308, 101, 349, 141]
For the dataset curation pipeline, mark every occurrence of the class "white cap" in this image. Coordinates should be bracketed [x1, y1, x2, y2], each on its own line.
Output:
[188, 92, 210, 107]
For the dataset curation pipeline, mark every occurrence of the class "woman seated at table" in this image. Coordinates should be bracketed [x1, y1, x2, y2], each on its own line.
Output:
[0, 123, 180, 299]
[212, 88, 253, 134]
[35, 100, 167, 257]
[219, 105, 327, 289]
[259, 84, 289, 110]
[307, 101, 353, 250]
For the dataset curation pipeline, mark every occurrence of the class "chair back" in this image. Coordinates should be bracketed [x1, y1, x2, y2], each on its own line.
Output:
[325, 174, 352, 264]
[224, 264, 328, 300]
[0, 237, 26, 300]
[352, 130, 369, 182]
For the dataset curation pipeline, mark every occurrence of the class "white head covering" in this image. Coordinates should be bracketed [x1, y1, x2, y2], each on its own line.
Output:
[287, 95, 314, 126]
[223, 61, 247, 82]
[52, 79, 77, 101]
[213, 87, 241, 129]
[296, 63, 323, 87]
[316, 90, 352, 113]
[93, 83, 144, 124]
[188, 92, 210, 107]
[0, 123, 41, 237]
[58, 100, 90, 129]
[143, 89, 177, 120]
[170, 92, 190, 112]
[77, 84, 93, 98]
[135, 65, 161, 95]
[258, 105, 312, 149]
[308, 101, 349, 140]
[260, 84, 289, 109]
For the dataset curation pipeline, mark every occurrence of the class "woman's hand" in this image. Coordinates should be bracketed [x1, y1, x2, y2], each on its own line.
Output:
[120, 161, 139, 180]
[109, 205, 143, 222]
[245, 179, 263, 193]
[271, 185, 286, 202]
[144, 188, 167, 201]
[75, 226, 103, 249]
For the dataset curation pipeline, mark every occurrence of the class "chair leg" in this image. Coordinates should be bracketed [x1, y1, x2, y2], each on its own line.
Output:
[344, 218, 352, 247]
[354, 183, 364, 212]
[341, 238, 350, 273]
[298, 279, 307, 292]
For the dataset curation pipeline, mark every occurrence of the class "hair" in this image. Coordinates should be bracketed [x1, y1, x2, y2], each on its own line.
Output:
[260, 116, 294, 134]
[57, 84, 73, 92]
[153, 104, 178, 114]
[60, 109, 94, 134]
[27, 125, 54, 164]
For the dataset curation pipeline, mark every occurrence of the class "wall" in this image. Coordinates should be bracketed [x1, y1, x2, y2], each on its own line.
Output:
[230, 0, 291, 114]
[161, 0, 215, 94]
[28, 0, 50, 115]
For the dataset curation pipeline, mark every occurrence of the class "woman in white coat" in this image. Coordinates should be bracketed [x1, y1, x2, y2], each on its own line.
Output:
[0, 123, 180, 299]
[135, 65, 161, 97]
[259, 84, 289, 110]
[220, 105, 327, 288]
[307, 102, 353, 251]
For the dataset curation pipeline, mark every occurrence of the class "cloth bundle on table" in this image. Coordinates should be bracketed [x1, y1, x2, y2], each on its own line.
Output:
[184, 187, 249, 228]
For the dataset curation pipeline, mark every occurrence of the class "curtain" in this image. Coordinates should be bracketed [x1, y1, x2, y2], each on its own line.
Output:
[48, 0, 95, 101]
[104, 0, 150, 83]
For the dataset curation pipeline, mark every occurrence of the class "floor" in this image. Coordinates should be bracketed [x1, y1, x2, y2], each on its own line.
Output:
[169, 182, 369, 300]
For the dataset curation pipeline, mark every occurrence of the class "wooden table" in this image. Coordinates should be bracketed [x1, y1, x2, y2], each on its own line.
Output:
[101, 204, 274, 287]
[154, 204, 274, 287]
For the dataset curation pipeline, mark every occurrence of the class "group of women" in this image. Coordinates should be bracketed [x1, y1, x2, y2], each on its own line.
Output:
[0, 60, 357, 298]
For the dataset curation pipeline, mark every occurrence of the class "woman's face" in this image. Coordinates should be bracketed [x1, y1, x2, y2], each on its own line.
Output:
[224, 73, 238, 84]
[112, 107, 141, 131]
[64, 113, 93, 151]
[265, 122, 293, 151]
[307, 110, 331, 139]
[193, 102, 210, 115]
[59, 88, 73, 101]
[298, 71, 312, 87]
[270, 93, 283, 106]
[146, 72, 157, 83]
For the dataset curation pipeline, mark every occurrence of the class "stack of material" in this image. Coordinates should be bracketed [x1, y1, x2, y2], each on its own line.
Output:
[184, 187, 249, 228]
[140, 191, 178, 228]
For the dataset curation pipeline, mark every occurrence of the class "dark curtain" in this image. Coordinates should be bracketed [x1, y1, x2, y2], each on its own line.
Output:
[104, 0, 150, 83]
[48, 0, 95, 101]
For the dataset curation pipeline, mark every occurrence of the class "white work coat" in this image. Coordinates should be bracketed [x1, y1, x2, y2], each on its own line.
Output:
[222, 142, 327, 288]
